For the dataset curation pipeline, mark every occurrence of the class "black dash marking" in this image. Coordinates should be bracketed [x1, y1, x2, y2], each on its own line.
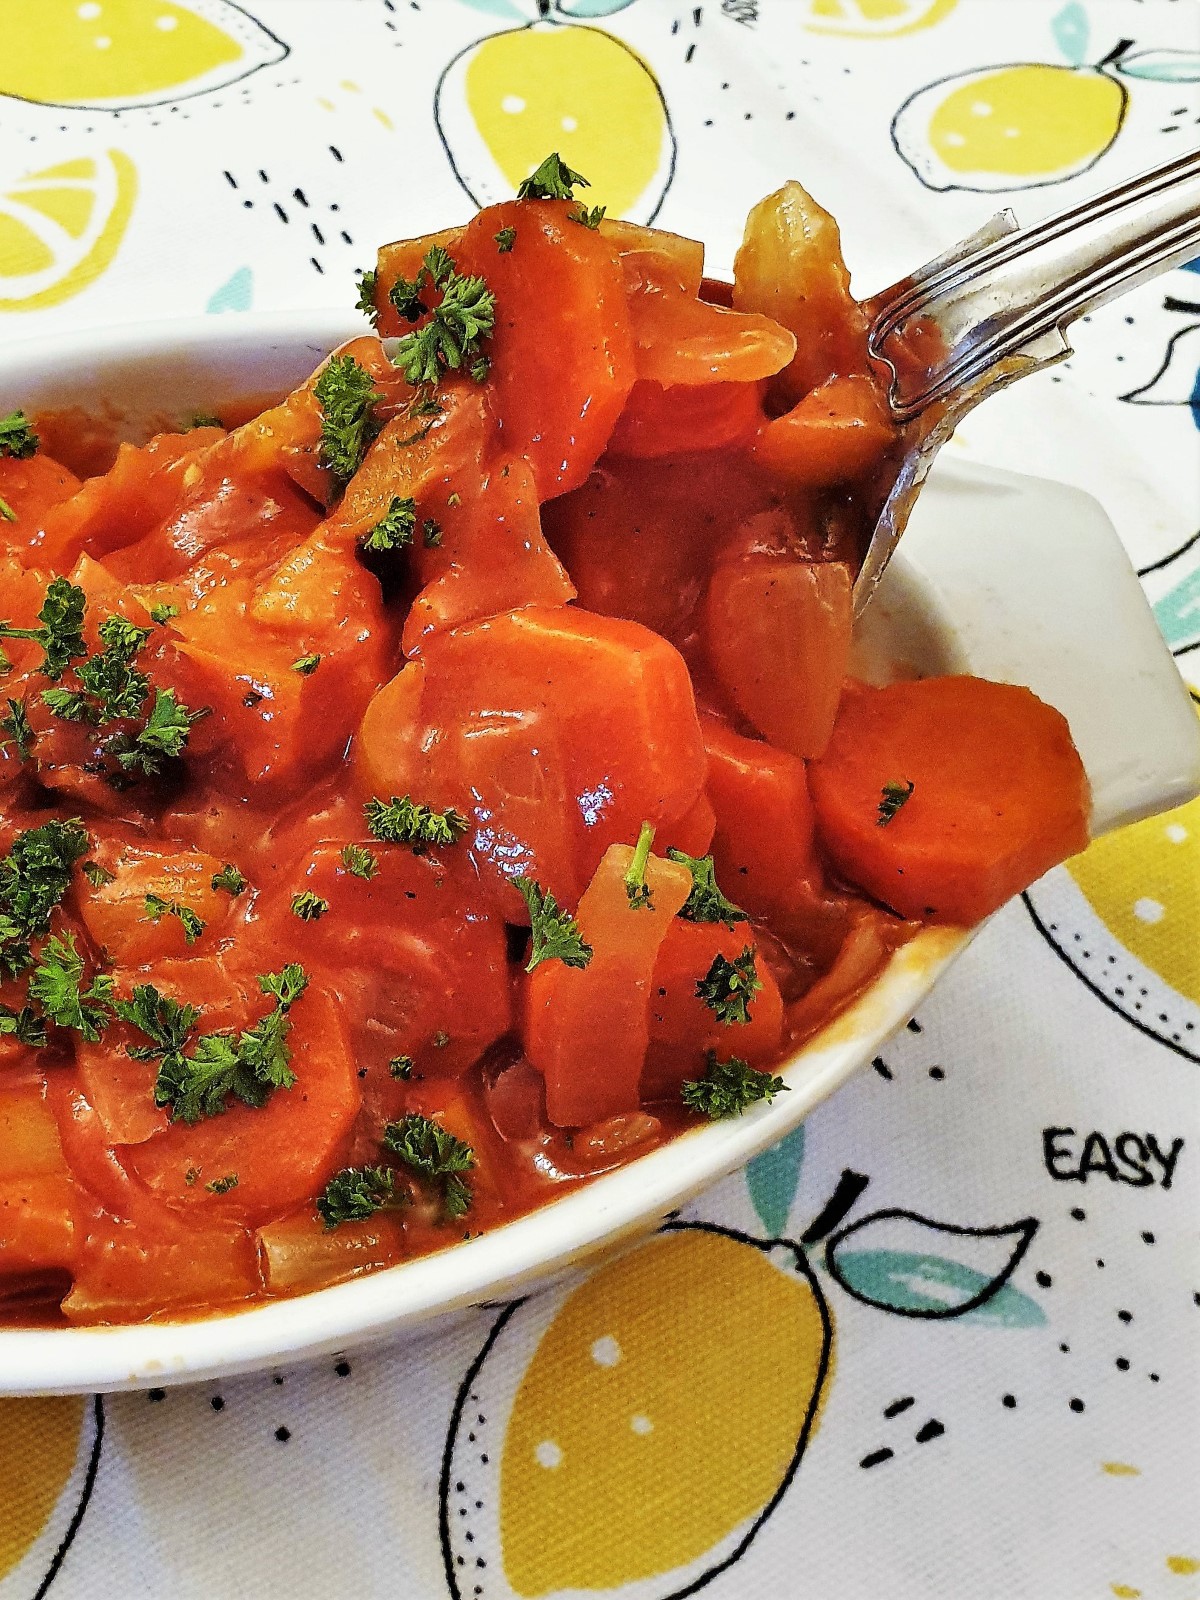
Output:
[883, 1396, 915, 1419]
[1141, 1231, 1156, 1244]
[273, 202, 289, 223]
[685, 42, 696, 62]
[312, 222, 325, 245]
[1035, 1270, 1052, 1288]
[860, 1447, 894, 1469]
[1117, 1309, 1133, 1323]
[223, 170, 237, 188]
[928, 1065, 945, 1080]
[872, 1055, 893, 1080]
[1070, 1208, 1086, 1221]
[330, 145, 344, 162]
[275, 1425, 292, 1441]
[906, 1017, 922, 1033]
[915, 1418, 944, 1443]
[258, 168, 269, 182]
[293, 186, 309, 206]
[801, 1169, 870, 1244]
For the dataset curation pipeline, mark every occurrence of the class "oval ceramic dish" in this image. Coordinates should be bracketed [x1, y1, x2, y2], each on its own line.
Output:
[1, 313, 1197, 1396]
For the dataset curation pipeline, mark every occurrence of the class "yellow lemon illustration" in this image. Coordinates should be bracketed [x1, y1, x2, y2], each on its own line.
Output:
[441, 1225, 831, 1597]
[0, 0, 287, 112]
[436, 20, 674, 224]
[1025, 718, 1200, 1062]
[893, 61, 1127, 192]
[803, 0, 959, 39]
[0, 150, 137, 313]
[0, 1396, 96, 1585]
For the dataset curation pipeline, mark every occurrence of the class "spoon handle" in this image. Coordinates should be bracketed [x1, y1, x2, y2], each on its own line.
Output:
[868, 147, 1200, 424]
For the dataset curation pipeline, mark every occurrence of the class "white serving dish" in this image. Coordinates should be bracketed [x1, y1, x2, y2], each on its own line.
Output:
[1, 313, 1197, 1397]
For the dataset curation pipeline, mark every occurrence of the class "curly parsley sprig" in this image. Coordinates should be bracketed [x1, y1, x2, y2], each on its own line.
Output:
[681, 1052, 788, 1120]
[695, 946, 762, 1026]
[517, 152, 589, 202]
[666, 849, 748, 929]
[383, 1113, 475, 1220]
[314, 353, 383, 489]
[0, 410, 39, 459]
[512, 876, 592, 972]
[365, 794, 468, 852]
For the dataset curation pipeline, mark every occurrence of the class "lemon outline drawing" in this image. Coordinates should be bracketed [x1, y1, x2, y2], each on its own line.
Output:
[0, 149, 138, 313]
[438, 1221, 832, 1599]
[0, 0, 289, 114]
[433, 6, 677, 226]
[0, 1394, 104, 1592]
[891, 49, 1131, 194]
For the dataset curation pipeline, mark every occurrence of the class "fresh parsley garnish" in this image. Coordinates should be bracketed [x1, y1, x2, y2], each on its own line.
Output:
[206, 1173, 239, 1194]
[43, 613, 153, 726]
[354, 267, 379, 326]
[681, 1052, 788, 1119]
[391, 248, 496, 388]
[211, 863, 247, 896]
[878, 780, 914, 826]
[388, 270, 427, 325]
[666, 849, 748, 928]
[517, 152, 589, 202]
[0, 496, 15, 524]
[188, 413, 223, 431]
[695, 946, 762, 1025]
[27, 931, 114, 1043]
[144, 892, 206, 946]
[0, 410, 39, 459]
[291, 890, 329, 921]
[340, 844, 378, 881]
[362, 494, 417, 553]
[512, 875, 592, 972]
[114, 687, 206, 776]
[82, 860, 116, 889]
[365, 795, 468, 851]
[0, 1003, 47, 1048]
[291, 653, 321, 676]
[316, 1164, 398, 1228]
[1, 698, 33, 760]
[0, 817, 88, 978]
[422, 518, 442, 548]
[117, 965, 308, 1124]
[567, 203, 605, 230]
[0, 576, 87, 681]
[623, 822, 655, 910]
[494, 226, 516, 253]
[314, 353, 382, 489]
[149, 602, 179, 624]
[383, 1113, 474, 1219]
[389, 1054, 414, 1080]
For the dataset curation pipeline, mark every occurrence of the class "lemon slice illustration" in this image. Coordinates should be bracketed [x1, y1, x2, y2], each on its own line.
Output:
[1025, 776, 1200, 1061]
[0, 0, 287, 112]
[0, 1396, 101, 1588]
[892, 60, 1127, 192]
[0, 150, 137, 312]
[435, 18, 675, 224]
[441, 1225, 831, 1597]
[803, 0, 959, 38]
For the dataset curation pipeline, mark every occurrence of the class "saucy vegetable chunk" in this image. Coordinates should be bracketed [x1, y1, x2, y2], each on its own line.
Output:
[0, 159, 1090, 1327]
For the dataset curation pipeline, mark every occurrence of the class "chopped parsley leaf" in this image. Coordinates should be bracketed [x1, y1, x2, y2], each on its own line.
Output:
[388, 270, 427, 325]
[144, 892, 206, 946]
[0, 576, 87, 681]
[291, 890, 329, 922]
[211, 863, 247, 897]
[206, 1173, 239, 1195]
[82, 860, 116, 888]
[567, 203, 606, 230]
[0, 496, 15, 523]
[317, 1164, 399, 1228]
[27, 931, 114, 1043]
[422, 518, 442, 548]
[114, 687, 206, 776]
[188, 413, 223, 431]
[0, 817, 89, 978]
[0, 1003, 47, 1048]
[354, 267, 380, 326]
[512, 876, 592, 972]
[0, 410, 39, 460]
[517, 152, 589, 202]
[383, 1113, 474, 1219]
[340, 843, 378, 881]
[878, 780, 914, 826]
[392, 249, 496, 388]
[291, 653, 321, 676]
[361, 494, 417, 553]
[681, 1052, 788, 1119]
[314, 353, 382, 489]
[1, 698, 33, 760]
[494, 226, 516, 253]
[389, 1054, 414, 1080]
[695, 946, 762, 1026]
[149, 601, 179, 624]
[666, 849, 748, 928]
[365, 794, 468, 851]
[623, 821, 655, 910]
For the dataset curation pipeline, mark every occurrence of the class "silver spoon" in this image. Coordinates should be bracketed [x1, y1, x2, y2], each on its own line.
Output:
[854, 146, 1200, 615]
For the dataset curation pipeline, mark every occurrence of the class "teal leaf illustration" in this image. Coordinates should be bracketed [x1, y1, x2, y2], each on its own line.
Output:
[1116, 48, 1200, 83]
[1051, 2, 1089, 65]
[205, 266, 253, 314]
[746, 1126, 804, 1236]
[1154, 566, 1200, 651]
[825, 1209, 1039, 1320]
[456, 0, 529, 18]
[556, 0, 638, 15]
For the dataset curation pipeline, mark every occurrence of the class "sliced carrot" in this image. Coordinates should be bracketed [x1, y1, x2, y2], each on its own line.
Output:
[755, 374, 895, 488]
[701, 713, 816, 919]
[607, 378, 766, 459]
[643, 920, 784, 1100]
[524, 844, 693, 1126]
[373, 225, 466, 339]
[77, 841, 234, 965]
[0, 1077, 67, 1180]
[704, 555, 853, 758]
[808, 677, 1091, 924]
[62, 1212, 261, 1322]
[0, 452, 80, 541]
[0, 1177, 79, 1277]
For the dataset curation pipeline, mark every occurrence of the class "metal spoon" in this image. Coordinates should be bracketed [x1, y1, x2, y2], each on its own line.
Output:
[854, 146, 1200, 615]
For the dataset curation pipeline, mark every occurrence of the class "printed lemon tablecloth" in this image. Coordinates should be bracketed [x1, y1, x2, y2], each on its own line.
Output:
[1, 2, 1198, 1597]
